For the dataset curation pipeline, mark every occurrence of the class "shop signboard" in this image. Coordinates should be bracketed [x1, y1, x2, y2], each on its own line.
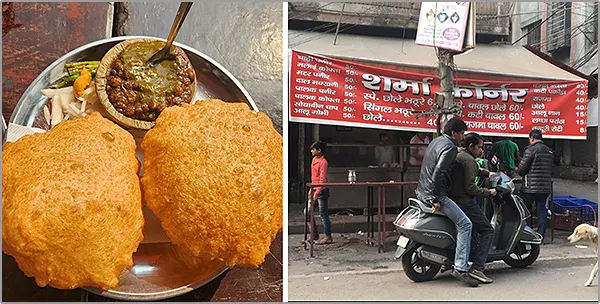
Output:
[289, 50, 589, 139]
[415, 2, 471, 52]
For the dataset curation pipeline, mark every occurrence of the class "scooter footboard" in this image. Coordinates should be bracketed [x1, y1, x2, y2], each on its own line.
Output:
[519, 225, 543, 245]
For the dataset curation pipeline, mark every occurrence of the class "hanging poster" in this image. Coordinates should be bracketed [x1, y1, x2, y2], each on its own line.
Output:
[289, 50, 589, 139]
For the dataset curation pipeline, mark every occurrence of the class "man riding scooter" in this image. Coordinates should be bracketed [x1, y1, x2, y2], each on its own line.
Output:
[395, 129, 543, 284]
[450, 133, 497, 284]
[415, 117, 479, 287]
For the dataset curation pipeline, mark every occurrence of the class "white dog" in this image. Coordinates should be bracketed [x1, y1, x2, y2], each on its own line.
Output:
[567, 223, 598, 287]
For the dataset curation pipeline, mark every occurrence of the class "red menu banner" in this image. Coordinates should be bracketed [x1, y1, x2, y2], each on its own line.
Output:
[289, 50, 589, 139]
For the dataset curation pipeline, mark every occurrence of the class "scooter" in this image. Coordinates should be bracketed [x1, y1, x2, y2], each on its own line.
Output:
[393, 172, 543, 282]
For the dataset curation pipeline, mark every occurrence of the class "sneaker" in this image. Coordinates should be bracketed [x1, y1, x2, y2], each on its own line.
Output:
[451, 270, 479, 287]
[468, 268, 493, 284]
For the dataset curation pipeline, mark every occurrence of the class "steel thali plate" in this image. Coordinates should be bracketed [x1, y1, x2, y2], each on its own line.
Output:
[8, 36, 258, 301]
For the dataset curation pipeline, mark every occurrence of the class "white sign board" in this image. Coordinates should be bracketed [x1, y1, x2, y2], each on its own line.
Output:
[415, 2, 471, 52]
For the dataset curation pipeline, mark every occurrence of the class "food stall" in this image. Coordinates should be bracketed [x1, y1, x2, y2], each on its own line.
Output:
[314, 125, 427, 210]
[289, 41, 591, 211]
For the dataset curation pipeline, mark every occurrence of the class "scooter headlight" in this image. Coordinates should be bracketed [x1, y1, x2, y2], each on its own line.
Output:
[492, 172, 514, 194]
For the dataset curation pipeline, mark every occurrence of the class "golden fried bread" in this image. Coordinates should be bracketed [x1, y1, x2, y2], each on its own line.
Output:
[141, 100, 282, 267]
[2, 112, 144, 290]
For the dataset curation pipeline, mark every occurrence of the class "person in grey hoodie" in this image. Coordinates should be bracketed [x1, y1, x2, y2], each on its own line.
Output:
[450, 133, 497, 284]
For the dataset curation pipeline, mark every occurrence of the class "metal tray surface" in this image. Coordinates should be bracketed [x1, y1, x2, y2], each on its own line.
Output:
[7, 36, 259, 300]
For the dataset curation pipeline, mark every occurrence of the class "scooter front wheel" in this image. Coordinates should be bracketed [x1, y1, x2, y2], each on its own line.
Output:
[401, 245, 441, 282]
[503, 243, 540, 268]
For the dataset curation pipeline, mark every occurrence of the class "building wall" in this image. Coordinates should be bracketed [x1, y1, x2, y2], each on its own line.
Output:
[575, 2, 598, 75]
[289, 2, 512, 36]
[512, 2, 543, 46]
[520, 2, 543, 28]
[511, 1, 598, 170]
[571, 127, 598, 167]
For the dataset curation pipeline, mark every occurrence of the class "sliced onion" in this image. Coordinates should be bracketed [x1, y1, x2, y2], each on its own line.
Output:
[67, 104, 83, 118]
[41, 87, 73, 97]
[51, 96, 63, 127]
[43, 105, 51, 125]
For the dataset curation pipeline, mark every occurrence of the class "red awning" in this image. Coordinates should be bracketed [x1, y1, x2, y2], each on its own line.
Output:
[523, 45, 597, 99]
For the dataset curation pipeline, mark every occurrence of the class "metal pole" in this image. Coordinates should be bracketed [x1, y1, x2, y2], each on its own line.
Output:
[304, 187, 309, 250]
[298, 124, 305, 205]
[366, 186, 371, 245]
[333, 3, 346, 45]
[378, 186, 382, 253]
[436, 113, 442, 136]
[368, 186, 374, 246]
[382, 186, 387, 252]
[310, 190, 315, 257]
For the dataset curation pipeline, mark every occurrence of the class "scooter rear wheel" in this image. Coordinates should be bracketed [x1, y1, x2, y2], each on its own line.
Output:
[401, 245, 441, 282]
[503, 243, 540, 268]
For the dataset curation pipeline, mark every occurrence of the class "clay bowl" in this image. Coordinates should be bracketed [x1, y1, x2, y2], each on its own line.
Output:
[95, 38, 197, 130]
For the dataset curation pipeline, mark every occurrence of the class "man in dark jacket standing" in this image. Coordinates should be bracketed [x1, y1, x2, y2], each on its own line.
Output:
[517, 129, 554, 240]
[450, 133, 497, 284]
[416, 117, 479, 287]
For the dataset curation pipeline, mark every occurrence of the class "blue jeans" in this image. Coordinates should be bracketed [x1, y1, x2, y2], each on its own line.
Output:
[438, 196, 473, 272]
[523, 193, 549, 239]
[306, 189, 331, 238]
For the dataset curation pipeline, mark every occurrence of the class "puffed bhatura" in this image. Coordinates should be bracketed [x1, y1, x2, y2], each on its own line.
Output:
[2, 113, 144, 290]
[141, 99, 282, 268]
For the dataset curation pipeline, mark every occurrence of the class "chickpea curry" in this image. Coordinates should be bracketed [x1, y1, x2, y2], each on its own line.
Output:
[105, 41, 195, 121]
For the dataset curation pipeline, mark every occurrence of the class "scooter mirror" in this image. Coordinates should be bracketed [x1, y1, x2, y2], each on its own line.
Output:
[490, 155, 499, 167]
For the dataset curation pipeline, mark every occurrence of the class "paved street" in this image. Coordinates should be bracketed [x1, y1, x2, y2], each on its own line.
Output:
[289, 258, 597, 301]
[288, 172, 599, 301]
[288, 233, 599, 301]
[552, 178, 598, 202]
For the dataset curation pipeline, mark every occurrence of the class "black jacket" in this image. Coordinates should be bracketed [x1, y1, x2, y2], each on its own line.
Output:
[415, 134, 458, 205]
[516, 141, 553, 194]
[449, 148, 492, 207]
